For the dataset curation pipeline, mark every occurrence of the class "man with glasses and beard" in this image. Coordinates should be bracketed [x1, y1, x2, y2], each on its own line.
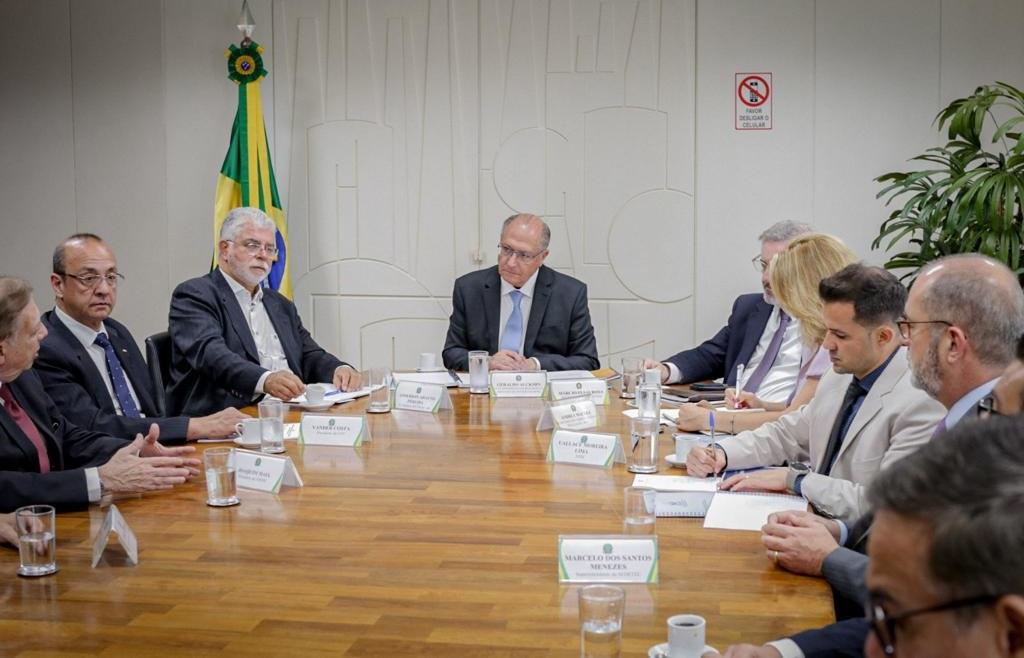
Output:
[442, 213, 599, 372]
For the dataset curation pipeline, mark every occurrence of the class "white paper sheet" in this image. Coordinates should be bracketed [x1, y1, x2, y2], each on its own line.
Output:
[702, 492, 808, 531]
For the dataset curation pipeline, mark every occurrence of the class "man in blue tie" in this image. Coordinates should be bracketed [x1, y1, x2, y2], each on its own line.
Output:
[442, 214, 599, 372]
[36, 234, 247, 443]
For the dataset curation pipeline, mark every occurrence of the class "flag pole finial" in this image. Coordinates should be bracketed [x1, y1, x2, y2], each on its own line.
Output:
[237, 0, 256, 46]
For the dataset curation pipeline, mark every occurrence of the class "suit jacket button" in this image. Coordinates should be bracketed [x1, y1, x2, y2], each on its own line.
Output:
[52, 422, 60, 431]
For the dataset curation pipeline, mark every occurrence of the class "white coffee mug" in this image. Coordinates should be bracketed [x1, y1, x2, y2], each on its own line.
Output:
[306, 384, 329, 404]
[234, 418, 261, 445]
[418, 352, 438, 370]
[667, 614, 706, 658]
[674, 434, 706, 462]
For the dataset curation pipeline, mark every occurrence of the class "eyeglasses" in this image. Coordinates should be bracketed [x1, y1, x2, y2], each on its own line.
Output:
[751, 255, 770, 273]
[497, 243, 544, 262]
[227, 239, 279, 257]
[867, 593, 1000, 656]
[896, 319, 953, 340]
[61, 272, 125, 289]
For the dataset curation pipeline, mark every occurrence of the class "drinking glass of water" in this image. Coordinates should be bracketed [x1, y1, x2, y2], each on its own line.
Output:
[468, 350, 489, 394]
[366, 367, 392, 413]
[15, 505, 57, 577]
[258, 399, 286, 454]
[204, 448, 240, 507]
[620, 357, 642, 399]
[627, 416, 660, 474]
[623, 486, 657, 535]
[579, 584, 625, 658]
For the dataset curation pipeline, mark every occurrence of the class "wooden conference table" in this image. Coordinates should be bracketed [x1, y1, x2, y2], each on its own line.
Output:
[1, 382, 834, 656]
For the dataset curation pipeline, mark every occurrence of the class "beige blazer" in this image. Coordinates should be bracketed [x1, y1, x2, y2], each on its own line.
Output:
[719, 347, 945, 523]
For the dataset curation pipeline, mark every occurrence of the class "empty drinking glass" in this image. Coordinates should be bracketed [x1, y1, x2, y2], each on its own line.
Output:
[15, 505, 57, 577]
[623, 486, 657, 535]
[258, 399, 285, 454]
[620, 357, 642, 399]
[579, 584, 625, 658]
[204, 448, 240, 507]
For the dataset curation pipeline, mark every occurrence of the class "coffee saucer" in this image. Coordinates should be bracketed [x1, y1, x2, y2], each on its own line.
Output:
[664, 454, 687, 469]
[233, 437, 260, 448]
[648, 643, 717, 657]
[291, 401, 335, 411]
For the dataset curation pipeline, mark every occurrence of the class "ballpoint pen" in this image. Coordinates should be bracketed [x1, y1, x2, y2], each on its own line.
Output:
[706, 409, 718, 479]
[733, 363, 746, 409]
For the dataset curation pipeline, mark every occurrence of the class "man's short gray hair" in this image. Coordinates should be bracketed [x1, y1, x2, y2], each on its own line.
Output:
[219, 207, 276, 241]
[920, 255, 1024, 369]
[0, 276, 33, 341]
[868, 416, 1024, 616]
[502, 214, 551, 250]
[758, 220, 813, 244]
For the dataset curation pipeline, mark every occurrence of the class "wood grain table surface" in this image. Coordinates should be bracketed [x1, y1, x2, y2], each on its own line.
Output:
[0, 384, 834, 656]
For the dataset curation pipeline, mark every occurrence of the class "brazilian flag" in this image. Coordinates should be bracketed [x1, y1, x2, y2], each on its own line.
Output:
[213, 40, 291, 298]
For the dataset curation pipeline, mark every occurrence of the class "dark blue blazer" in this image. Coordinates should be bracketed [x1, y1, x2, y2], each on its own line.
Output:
[663, 293, 772, 385]
[167, 271, 348, 416]
[36, 310, 190, 443]
[790, 618, 869, 657]
[441, 265, 599, 372]
[0, 370, 126, 512]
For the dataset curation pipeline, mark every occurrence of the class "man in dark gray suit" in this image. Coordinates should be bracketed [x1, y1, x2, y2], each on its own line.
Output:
[167, 208, 361, 417]
[442, 214, 599, 372]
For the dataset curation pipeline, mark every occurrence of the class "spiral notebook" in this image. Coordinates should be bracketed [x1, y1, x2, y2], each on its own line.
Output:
[702, 491, 808, 531]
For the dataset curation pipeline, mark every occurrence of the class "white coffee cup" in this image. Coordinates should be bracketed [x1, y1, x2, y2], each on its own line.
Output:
[674, 434, 706, 461]
[667, 614, 706, 658]
[306, 384, 329, 404]
[234, 418, 261, 445]
[418, 352, 438, 370]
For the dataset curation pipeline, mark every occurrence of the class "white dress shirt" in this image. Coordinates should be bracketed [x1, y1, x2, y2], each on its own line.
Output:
[219, 269, 292, 395]
[497, 270, 542, 369]
[54, 306, 143, 417]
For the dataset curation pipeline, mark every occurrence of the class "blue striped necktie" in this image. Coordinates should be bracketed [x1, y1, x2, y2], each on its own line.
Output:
[94, 333, 141, 418]
[500, 290, 524, 352]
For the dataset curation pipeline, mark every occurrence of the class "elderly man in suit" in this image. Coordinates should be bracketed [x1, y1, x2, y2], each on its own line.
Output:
[645, 220, 813, 403]
[167, 207, 361, 417]
[35, 234, 246, 443]
[442, 213, 599, 372]
[687, 263, 945, 524]
[0, 277, 197, 512]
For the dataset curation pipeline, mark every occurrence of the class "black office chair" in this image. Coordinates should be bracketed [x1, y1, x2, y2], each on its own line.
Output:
[145, 331, 172, 416]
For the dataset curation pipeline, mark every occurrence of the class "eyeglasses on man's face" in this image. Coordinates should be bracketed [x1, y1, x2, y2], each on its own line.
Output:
[62, 272, 125, 289]
[751, 255, 770, 273]
[896, 319, 953, 341]
[497, 243, 544, 262]
[867, 592, 1000, 656]
[227, 239, 279, 257]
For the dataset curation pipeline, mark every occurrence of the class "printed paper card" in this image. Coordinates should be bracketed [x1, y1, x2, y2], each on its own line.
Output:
[489, 371, 548, 398]
[391, 380, 452, 413]
[546, 430, 625, 468]
[299, 414, 372, 446]
[91, 504, 138, 568]
[235, 449, 304, 493]
[557, 535, 659, 583]
[549, 379, 610, 405]
[536, 398, 599, 431]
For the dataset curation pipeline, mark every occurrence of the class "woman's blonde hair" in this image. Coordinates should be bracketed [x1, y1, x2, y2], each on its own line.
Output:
[769, 234, 858, 345]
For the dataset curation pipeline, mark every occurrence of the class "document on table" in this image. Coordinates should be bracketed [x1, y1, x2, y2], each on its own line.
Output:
[392, 371, 464, 387]
[702, 492, 807, 531]
[546, 370, 597, 381]
[622, 408, 676, 427]
[631, 474, 718, 492]
[284, 386, 371, 405]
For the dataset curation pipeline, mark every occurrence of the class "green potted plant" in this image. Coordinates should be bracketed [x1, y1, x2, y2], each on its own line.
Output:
[872, 81, 1024, 281]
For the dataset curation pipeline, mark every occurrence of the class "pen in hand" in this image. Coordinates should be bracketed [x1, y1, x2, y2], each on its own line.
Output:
[733, 363, 746, 409]
[706, 409, 718, 479]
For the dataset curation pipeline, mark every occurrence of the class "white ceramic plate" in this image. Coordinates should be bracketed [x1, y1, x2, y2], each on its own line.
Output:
[290, 401, 335, 412]
[648, 643, 717, 657]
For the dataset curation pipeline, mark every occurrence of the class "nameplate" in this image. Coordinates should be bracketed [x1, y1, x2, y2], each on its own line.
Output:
[299, 414, 372, 446]
[546, 430, 625, 468]
[91, 504, 138, 568]
[235, 449, 304, 493]
[536, 398, 599, 431]
[391, 381, 452, 413]
[489, 371, 548, 398]
[557, 535, 659, 583]
[632, 474, 717, 517]
[549, 379, 610, 405]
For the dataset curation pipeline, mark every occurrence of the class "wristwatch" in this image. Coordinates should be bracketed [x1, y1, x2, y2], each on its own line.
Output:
[786, 462, 811, 495]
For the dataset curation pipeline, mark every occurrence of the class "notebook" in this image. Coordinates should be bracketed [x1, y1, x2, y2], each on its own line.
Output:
[702, 491, 808, 531]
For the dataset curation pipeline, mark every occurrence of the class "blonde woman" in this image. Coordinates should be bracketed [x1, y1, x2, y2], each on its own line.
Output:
[675, 234, 858, 434]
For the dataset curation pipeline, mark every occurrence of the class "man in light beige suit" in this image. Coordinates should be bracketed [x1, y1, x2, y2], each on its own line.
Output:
[687, 264, 945, 524]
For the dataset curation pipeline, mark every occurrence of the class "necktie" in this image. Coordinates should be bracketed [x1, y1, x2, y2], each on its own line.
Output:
[742, 311, 791, 393]
[0, 385, 51, 473]
[94, 333, 141, 418]
[819, 380, 865, 474]
[499, 290, 524, 352]
[930, 415, 948, 439]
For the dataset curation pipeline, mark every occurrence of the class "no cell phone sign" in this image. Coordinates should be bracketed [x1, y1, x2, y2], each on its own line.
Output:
[736, 73, 772, 130]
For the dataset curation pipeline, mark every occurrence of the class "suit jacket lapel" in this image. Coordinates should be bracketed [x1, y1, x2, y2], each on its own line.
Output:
[46, 311, 112, 409]
[108, 323, 157, 415]
[262, 293, 301, 372]
[4, 380, 61, 469]
[212, 271, 260, 362]
[736, 302, 773, 367]
[482, 268, 502, 353]
[831, 349, 904, 466]
[524, 266, 552, 354]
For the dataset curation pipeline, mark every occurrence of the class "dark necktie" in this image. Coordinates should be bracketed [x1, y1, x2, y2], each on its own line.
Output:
[0, 385, 51, 473]
[94, 333, 141, 418]
[743, 310, 791, 393]
[820, 380, 865, 474]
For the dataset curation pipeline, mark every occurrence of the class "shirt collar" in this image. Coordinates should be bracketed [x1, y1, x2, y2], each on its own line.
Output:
[947, 378, 1000, 428]
[54, 305, 107, 348]
[220, 268, 263, 305]
[500, 268, 540, 299]
[854, 346, 900, 393]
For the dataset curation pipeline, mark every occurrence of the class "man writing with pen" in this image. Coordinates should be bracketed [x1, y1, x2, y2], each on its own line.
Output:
[686, 263, 943, 525]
